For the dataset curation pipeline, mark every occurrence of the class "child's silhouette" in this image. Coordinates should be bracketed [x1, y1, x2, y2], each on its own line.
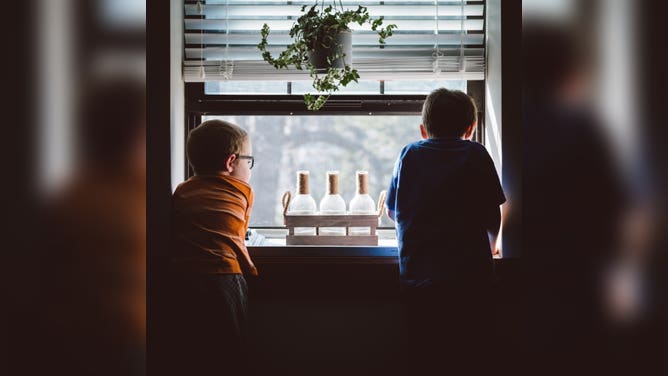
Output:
[386, 88, 505, 373]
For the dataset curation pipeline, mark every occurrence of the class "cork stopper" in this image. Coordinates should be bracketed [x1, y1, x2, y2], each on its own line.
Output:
[326, 171, 339, 195]
[356, 171, 369, 194]
[297, 170, 310, 194]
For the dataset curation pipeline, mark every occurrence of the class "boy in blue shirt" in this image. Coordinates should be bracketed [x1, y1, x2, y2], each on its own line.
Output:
[386, 88, 505, 371]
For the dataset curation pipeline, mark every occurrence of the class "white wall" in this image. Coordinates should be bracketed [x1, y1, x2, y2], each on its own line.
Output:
[171, 0, 185, 191]
[37, 0, 75, 194]
[484, 0, 502, 176]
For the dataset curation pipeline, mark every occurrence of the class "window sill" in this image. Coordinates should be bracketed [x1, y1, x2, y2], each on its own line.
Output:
[247, 229, 503, 260]
[246, 228, 398, 247]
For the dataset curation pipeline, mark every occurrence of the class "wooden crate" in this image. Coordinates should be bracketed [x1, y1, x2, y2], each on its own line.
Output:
[282, 191, 386, 246]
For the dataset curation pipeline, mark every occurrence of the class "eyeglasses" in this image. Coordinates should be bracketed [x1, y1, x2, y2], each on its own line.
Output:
[236, 154, 255, 170]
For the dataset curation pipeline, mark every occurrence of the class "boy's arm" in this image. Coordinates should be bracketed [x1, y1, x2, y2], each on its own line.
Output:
[385, 154, 402, 223]
[241, 192, 259, 276]
[386, 208, 395, 222]
[485, 206, 502, 255]
[476, 144, 505, 255]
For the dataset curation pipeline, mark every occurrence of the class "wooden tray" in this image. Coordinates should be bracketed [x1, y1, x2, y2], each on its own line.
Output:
[282, 191, 387, 246]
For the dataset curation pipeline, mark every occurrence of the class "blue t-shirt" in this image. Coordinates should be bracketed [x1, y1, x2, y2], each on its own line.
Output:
[386, 138, 506, 288]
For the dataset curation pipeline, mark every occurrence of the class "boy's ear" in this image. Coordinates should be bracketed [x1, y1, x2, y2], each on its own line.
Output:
[225, 153, 237, 173]
[419, 124, 428, 139]
[464, 120, 478, 140]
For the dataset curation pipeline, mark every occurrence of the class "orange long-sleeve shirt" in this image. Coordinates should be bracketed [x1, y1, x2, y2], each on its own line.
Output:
[171, 174, 257, 276]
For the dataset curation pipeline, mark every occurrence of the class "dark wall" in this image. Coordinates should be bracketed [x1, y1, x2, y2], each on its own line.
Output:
[246, 260, 401, 375]
[245, 258, 523, 374]
[147, 1, 173, 374]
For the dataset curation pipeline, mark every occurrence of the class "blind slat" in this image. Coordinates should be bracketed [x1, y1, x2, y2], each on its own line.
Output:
[186, 46, 484, 60]
[185, 4, 484, 17]
[185, 19, 484, 32]
[188, 0, 483, 5]
[185, 32, 484, 46]
[184, 55, 484, 81]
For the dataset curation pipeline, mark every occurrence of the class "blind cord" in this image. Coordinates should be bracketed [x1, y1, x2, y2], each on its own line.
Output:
[433, 0, 441, 74]
[459, 0, 466, 72]
[197, 1, 205, 79]
[221, 0, 232, 79]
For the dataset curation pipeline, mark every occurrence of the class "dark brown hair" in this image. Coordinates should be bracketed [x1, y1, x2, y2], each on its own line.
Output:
[422, 88, 477, 138]
[186, 119, 247, 174]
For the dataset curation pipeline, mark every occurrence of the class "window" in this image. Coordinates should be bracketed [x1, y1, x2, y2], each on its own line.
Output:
[182, 1, 488, 240]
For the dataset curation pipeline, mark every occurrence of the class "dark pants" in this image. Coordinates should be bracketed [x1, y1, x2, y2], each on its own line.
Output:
[168, 273, 248, 375]
[399, 283, 495, 374]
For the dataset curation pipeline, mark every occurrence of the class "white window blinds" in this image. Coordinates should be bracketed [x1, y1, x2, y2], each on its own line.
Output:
[183, 0, 485, 82]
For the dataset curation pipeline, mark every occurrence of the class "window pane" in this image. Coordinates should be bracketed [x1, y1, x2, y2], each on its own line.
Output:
[291, 80, 380, 95]
[205, 81, 288, 94]
[202, 115, 421, 228]
[384, 79, 467, 94]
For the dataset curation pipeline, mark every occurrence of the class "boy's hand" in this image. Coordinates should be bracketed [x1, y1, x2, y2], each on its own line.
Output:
[386, 208, 395, 221]
[248, 265, 259, 277]
[491, 245, 500, 256]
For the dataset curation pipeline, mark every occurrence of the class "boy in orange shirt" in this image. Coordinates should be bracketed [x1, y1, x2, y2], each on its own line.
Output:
[171, 119, 257, 374]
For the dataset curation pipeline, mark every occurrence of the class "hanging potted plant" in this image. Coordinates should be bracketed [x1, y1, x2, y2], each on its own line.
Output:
[257, 2, 397, 110]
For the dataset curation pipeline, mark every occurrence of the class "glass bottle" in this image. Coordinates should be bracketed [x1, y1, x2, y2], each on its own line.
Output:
[319, 171, 347, 236]
[287, 170, 317, 236]
[348, 171, 376, 235]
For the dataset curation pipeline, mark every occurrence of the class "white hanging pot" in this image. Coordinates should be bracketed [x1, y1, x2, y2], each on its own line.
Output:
[308, 29, 352, 71]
